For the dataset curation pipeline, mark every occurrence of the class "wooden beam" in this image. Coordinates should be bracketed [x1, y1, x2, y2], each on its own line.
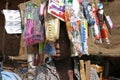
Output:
[80, 60, 86, 80]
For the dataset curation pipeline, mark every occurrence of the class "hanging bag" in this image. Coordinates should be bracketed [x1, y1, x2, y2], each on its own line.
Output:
[23, 2, 45, 46]
[44, 10, 60, 42]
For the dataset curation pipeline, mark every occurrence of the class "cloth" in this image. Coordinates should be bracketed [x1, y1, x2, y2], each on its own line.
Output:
[90, 67, 99, 80]
[0, 69, 21, 80]
[34, 59, 80, 80]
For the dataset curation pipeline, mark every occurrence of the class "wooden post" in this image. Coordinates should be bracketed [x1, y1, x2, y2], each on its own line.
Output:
[80, 60, 86, 80]
[85, 60, 91, 80]
[19, 35, 27, 57]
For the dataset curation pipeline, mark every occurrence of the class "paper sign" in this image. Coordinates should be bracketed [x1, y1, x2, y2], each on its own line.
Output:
[2, 10, 22, 34]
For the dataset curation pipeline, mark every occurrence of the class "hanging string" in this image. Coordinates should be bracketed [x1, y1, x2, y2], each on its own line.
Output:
[5, 1, 9, 9]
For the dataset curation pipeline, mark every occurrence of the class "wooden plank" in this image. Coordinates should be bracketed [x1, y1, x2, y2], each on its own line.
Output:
[80, 60, 86, 80]
[85, 60, 91, 80]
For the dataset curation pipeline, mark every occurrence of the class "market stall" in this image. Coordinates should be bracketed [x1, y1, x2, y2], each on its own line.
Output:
[0, 0, 120, 80]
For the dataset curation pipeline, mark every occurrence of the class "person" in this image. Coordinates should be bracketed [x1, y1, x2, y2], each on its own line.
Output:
[34, 21, 80, 80]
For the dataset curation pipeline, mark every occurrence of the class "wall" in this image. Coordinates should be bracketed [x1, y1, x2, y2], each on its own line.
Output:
[0, 0, 25, 56]
[103, 0, 120, 27]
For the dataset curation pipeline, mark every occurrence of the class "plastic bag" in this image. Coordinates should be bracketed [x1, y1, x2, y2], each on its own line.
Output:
[44, 11, 60, 42]
[23, 3, 44, 46]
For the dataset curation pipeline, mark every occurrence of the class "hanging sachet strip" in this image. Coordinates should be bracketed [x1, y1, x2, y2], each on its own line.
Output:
[80, 19, 88, 55]
[97, 3, 110, 45]
[65, 0, 86, 56]
[23, 2, 44, 46]
[66, 21, 82, 57]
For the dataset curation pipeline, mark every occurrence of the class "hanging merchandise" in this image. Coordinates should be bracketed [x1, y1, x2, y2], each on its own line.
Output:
[35, 0, 59, 56]
[23, 2, 45, 46]
[104, 14, 114, 34]
[42, 42, 56, 56]
[90, 23, 102, 44]
[66, 21, 82, 56]
[92, 3, 99, 25]
[97, 3, 104, 27]
[83, 2, 102, 44]
[48, 0, 65, 21]
[97, 2, 110, 45]
[82, 2, 95, 25]
[65, 0, 84, 22]
[2, 10, 22, 34]
[40, 0, 47, 17]
[105, 15, 114, 29]
[80, 19, 89, 54]
[100, 22, 110, 45]
[44, 9, 60, 42]
[65, 0, 85, 56]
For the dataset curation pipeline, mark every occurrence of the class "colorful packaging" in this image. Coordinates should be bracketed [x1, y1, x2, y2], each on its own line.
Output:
[80, 19, 88, 54]
[40, 1, 47, 16]
[66, 21, 82, 56]
[48, 0, 65, 21]
[23, 3, 44, 46]
[105, 15, 114, 29]
[100, 22, 110, 44]
[90, 23, 102, 44]
[42, 42, 56, 55]
[83, 3, 95, 25]
[97, 8, 104, 27]
[65, 0, 84, 22]
[44, 10, 60, 42]
[92, 3, 99, 25]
